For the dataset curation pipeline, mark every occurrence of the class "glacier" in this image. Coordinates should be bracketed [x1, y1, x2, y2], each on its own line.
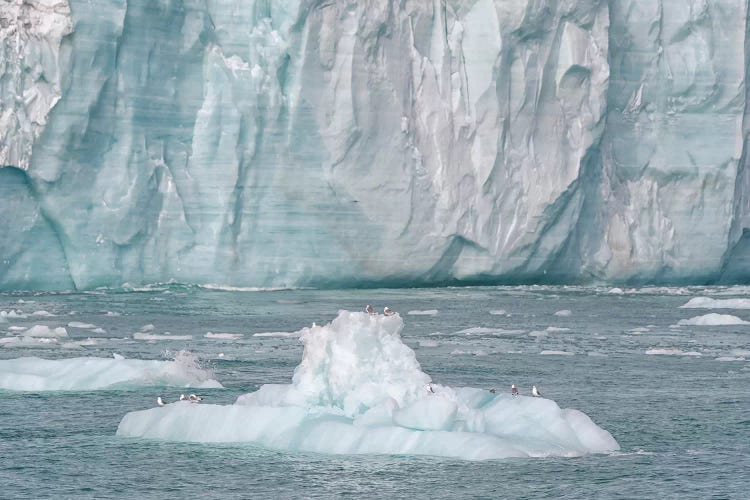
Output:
[0, 351, 222, 391]
[1, 0, 750, 289]
[116, 311, 619, 460]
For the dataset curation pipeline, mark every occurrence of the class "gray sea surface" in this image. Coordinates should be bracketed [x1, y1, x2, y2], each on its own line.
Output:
[1, 285, 749, 498]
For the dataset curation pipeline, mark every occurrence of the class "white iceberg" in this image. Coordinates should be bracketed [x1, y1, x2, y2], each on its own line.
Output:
[23, 325, 68, 338]
[680, 297, 750, 310]
[117, 311, 619, 460]
[0, 351, 222, 391]
[676, 314, 750, 326]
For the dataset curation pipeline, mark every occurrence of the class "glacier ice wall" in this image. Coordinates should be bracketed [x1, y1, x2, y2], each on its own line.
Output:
[1, 0, 749, 289]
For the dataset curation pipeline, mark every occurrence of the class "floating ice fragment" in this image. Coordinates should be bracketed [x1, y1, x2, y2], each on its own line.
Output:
[680, 297, 750, 309]
[645, 349, 702, 356]
[118, 311, 619, 460]
[68, 321, 96, 329]
[23, 325, 68, 338]
[540, 350, 575, 356]
[554, 310, 572, 317]
[676, 314, 750, 326]
[252, 331, 300, 338]
[133, 332, 193, 341]
[0, 351, 221, 391]
[407, 310, 439, 316]
[205, 332, 243, 340]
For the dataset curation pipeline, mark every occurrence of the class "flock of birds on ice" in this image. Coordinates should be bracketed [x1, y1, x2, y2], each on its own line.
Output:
[154, 304, 545, 408]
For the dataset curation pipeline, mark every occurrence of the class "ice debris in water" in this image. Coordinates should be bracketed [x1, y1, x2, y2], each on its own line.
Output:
[117, 311, 619, 460]
[0, 350, 222, 391]
[676, 314, 750, 326]
[680, 297, 750, 309]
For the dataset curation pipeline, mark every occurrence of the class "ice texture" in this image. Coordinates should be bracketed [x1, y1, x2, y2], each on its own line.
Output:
[2, 1, 750, 289]
[117, 311, 619, 460]
[0, 351, 222, 391]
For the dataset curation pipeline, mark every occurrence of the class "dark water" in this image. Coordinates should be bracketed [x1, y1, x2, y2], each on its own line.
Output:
[1, 285, 749, 498]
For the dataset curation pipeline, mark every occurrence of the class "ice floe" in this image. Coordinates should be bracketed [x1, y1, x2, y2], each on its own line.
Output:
[0, 351, 221, 391]
[680, 297, 750, 309]
[117, 311, 619, 460]
[676, 314, 750, 326]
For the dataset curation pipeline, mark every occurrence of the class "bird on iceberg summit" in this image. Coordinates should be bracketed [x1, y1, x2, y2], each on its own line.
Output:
[532, 385, 542, 397]
[188, 394, 203, 403]
[511, 384, 519, 396]
[383, 307, 396, 316]
[157, 396, 167, 406]
[366, 304, 375, 315]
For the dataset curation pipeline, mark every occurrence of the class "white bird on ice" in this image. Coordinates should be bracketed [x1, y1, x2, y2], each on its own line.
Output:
[366, 304, 375, 315]
[383, 307, 395, 316]
[511, 384, 519, 396]
[188, 394, 203, 403]
[532, 385, 542, 397]
[179, 394, 187, 401]
[157, 396, 167, 406]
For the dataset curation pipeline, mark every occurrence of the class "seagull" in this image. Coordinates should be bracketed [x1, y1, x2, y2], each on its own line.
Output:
[511, 384, 519, 396]
[188, 394, 203, 403]
[489, 388, 496, 394]
[157, 396, 167, 406]
[366, 304, 375, 315]
[179, 394, 187, 401]
[383, 306, 395, 316]
[532, 385, 542, 397]
[426, 384, 435, 394]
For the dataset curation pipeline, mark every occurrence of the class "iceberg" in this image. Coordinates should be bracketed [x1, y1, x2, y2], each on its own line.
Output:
[0, 351, 222, 391]
[676, 313, 750, 326]
[2, 1, 750, 290]
[117, 312, 619, 460]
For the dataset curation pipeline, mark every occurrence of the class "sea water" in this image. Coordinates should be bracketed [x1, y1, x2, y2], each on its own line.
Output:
[1, 285, 748, 498]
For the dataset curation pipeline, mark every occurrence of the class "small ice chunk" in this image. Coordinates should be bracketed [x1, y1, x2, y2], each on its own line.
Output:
[133, 332, 193, 341]
[140, 324, 155, 332]
[418, 340, 439, 347]
[676, 314, 749, 326]
[252, 331, 300, 338]
[489, 309, 508, 316]
[23, 325, 68, 338]
[680, 297, 750, 309]
[715, 356, 745, 362]
[645, 349, 702, 356]
[540, 350, 574, 356]
[205, 332, 243, 340]
[32, 310, 55, 317]
[554, 310, 572, 317]
[407, 310, 439, 316]
[68, 322, 96, 329]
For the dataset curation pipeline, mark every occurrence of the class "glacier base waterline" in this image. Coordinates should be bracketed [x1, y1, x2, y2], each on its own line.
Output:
[116, 311, 619, 459]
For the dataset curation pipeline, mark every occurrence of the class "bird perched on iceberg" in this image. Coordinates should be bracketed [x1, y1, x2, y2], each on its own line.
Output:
[188, 394, 203, 403]
[511, 384, 519, 396]
[383, 307, 395, 316]
[366, 304, 375, 315]
[532, 385, 542, 397]
[157, 396, 167, 406]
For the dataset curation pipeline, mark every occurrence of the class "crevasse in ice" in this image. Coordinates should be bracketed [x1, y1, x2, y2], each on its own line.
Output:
[2, 1, 750, 289]
[116, 312, 619, 460]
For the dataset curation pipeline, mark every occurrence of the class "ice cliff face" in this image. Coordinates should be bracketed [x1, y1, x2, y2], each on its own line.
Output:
[1, 0, 749, 290]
